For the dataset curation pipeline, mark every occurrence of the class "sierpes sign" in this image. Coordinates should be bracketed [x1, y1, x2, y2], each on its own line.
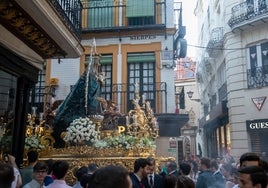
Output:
[130, 35, 156, 40]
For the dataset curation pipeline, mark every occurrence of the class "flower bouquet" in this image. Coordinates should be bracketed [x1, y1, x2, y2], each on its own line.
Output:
[103, 134, 138, 149]
[25, 135, 45, 151]
[63, 117, 98, 145]
[138, 137, 156, 148]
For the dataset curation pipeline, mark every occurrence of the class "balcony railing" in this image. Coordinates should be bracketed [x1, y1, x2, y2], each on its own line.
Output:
[206, 27, 224, 57]
[81, 0, 166, 32]
[228, 0, 268, 29]
[247, 66, 268, 88]
[48, 0, 82, 39]
[111, 82, 167, 115]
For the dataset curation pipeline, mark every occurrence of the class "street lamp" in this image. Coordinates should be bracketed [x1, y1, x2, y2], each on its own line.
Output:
[187, 91, 200, 102]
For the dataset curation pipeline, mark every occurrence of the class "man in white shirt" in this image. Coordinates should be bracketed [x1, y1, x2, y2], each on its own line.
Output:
[47, 160, 71, 188]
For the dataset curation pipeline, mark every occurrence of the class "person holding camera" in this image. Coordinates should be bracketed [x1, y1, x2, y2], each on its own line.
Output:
[2, 154, 22, 188]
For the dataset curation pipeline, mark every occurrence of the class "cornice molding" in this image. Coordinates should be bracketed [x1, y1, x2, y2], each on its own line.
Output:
[0, 0, 66, 59]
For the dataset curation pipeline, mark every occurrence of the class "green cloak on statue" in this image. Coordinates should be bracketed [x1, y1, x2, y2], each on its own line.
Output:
[53, 54, 104, 147]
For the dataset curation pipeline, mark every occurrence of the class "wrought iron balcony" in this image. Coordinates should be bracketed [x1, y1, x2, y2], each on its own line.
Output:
[228, 0, 268, 31]
[111, 82, 167, 115]
[206, 27, 224, 57]
[48, 0, 82, 39]
[81, 0, 166, 32]
[247, 66, 268, 88]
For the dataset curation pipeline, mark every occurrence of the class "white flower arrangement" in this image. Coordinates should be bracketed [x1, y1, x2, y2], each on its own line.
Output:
[63, 117, 98, 144]
[94, 139, 108, 149]
[105, 134, 137, 149]
[94, 135, 155, 149]
[138, 137, 156, 148]
[25, 135, 45, 151]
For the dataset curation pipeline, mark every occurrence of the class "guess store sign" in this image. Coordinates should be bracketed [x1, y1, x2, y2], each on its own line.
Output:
[246, 119, 268, 131]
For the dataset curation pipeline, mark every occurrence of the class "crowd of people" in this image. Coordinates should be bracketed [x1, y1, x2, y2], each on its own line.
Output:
[0, 150, 268, 188]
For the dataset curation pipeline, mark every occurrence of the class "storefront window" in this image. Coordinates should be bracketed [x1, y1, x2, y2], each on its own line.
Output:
[216, 128, 220, 156]
[0, 70, 17, 155]
[226, 123, 231, 147]
[220, 126, 225, 152]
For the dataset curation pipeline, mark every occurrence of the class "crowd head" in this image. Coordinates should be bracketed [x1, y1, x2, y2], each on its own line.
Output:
[33, 162, 48, 182]
[238, 165, 267, 188]
[81, 165, 132, 188]
[177, 175, 195, 188]
[239, 152, 260, 167]
[0, 162, 14, 188]
[27, 150, 39, 163]
[2, 151, 266, 188]
[52, 160, 69, 179]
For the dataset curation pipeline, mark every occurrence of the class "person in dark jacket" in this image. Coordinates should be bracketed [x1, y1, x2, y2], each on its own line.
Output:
[177, 175, 195, 188]
[163, 174, 177, 188]
[196, 157, 217, 188]
[142, 157, 163, 188]
[130, 158, 151, 188]
[166, 161, 179, 177]
[73, 166, 88, 188]
[80, 165, 131, 188]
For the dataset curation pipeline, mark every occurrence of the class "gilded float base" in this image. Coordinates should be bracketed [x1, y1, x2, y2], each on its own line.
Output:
[35, 146, 172, 185]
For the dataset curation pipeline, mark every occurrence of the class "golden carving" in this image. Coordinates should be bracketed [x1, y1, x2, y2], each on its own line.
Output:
[24, 84, 164, 185]
[49, 78, 59, 86]
[40, 128, 55, 147]
[0, 0, 66, 58]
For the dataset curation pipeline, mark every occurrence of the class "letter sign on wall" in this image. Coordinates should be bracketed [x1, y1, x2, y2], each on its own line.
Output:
[246, 119, 268, 132]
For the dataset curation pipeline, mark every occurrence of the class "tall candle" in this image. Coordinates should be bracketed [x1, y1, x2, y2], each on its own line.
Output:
[142, 94, 146, 103]
[134, 83, 139, 92]
[126, 115, 129, 125]
[32, 107, 37, 116]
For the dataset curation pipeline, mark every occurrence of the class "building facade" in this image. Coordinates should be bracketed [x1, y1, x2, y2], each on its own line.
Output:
[49, 0, 179, 113]
[195, 0, 268, 160]
[47, 0, 190, 162]
[174, 57, 202, 158]
[0, 0, 83, 164]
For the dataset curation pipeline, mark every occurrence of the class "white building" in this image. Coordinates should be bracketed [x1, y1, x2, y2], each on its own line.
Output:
[47, 0, 190, 162]
[195, 0, 268, 160]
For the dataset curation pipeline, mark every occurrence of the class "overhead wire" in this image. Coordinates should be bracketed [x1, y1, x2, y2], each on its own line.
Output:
[187, 43, 254, 51]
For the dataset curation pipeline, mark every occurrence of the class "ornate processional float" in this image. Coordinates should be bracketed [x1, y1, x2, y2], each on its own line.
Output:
[24, 39, 172, 185]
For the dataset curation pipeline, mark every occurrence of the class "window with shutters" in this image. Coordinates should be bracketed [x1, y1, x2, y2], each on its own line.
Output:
[127, 53, 155, 111]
